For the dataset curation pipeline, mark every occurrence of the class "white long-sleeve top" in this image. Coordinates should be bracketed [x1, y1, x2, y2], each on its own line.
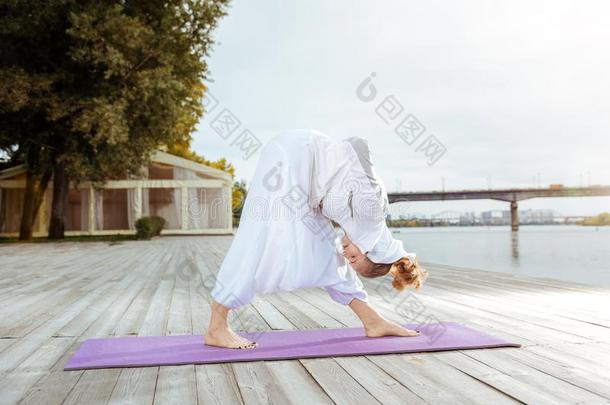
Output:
[311, 135, 389, 255]
[210, 129, 397, 309]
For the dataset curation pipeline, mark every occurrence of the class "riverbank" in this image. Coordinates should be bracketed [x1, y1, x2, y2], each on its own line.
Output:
[387, 220, 608, 228]
[579, 212, 610, 226]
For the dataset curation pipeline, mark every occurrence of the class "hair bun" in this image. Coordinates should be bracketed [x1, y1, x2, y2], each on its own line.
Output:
[391, 257, 428, 291]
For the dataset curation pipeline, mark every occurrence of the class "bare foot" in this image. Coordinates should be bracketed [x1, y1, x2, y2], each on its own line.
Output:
[364, 318, 421, 338]
[204, 327, 257, 349]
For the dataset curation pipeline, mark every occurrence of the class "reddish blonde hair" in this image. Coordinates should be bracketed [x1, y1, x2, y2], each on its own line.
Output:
[360, 256, 428, 291]
[390, 257, 428, 291]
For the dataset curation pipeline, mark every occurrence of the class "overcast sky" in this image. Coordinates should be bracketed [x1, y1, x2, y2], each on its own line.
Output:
[192, 0, 610, 216]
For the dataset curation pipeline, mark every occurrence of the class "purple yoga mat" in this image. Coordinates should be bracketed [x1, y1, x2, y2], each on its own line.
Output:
[64, 322, 520, 370]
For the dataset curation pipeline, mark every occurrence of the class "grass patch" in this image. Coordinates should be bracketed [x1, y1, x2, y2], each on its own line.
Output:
[0, 234, 137, 244]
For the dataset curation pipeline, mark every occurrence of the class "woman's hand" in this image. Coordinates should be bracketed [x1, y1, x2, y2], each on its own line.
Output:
[342, 235, 365, 264]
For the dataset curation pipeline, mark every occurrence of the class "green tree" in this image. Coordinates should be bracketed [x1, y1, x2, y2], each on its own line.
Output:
[232, 179, 247, 226]
[580, 212, 610, 226]
[0, 0, 230, 239]
[166, 139, 236, 177]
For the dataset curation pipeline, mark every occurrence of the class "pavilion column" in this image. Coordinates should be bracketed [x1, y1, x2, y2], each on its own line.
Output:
[181, 185, 188, 230]
[135, 186, 142, 221]
[226, 182, 233, 232]
[510, 200, 519, 231]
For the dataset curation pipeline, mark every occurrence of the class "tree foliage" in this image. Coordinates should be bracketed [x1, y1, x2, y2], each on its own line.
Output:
[165, 139, 236, 177]
[580, 212, 610, 226]
[0, 0, 230, 238]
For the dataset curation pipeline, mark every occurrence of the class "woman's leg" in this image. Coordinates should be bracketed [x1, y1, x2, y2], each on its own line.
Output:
[348, 298, 420, 337]
[204, 300, 257, 349]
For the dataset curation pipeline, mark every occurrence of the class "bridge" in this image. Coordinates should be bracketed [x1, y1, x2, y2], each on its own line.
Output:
[388, 185, 610, 230]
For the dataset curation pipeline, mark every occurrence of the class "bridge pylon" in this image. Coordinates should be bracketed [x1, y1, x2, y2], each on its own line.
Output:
[510, 200, 519, 231]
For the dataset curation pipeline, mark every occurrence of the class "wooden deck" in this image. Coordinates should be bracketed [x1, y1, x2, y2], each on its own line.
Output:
[0, 236, 609, 405]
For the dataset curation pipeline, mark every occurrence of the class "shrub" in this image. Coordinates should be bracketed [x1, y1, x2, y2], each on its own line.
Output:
[135, 216, 166, 240]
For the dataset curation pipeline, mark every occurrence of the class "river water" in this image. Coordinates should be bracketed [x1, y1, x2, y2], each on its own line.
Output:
[391, 225, 610, 287]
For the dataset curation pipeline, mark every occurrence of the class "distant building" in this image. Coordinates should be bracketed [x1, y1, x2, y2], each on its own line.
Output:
[431, 211, 461, 225]
[459, 211, 476, 225]
[481, 209, 506, 225]
[0, 151, 233, 237]
[520, 209, 555, 224]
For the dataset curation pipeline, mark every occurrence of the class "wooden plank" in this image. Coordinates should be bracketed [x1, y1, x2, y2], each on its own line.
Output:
[432, 350, 564, 404]
[62, 368, 122, 405]
[248, 287, 385, 405]
[333, 356, 426, 404]
[231, 361, 292, 404]
[166, 259, 193, 336]
[265, 360, 334, 404]
[154, 365, 197, 405]
[0, 255, 130, 338]
[154, 246, 198, 405]
[301, 357, 381, 405]
[107, 367, 158, 405]
[264, 293, 324, 330]
[105, 247, 174, 405]
[369, 353, 521, 405]
[524, 342, 610, 375]
[137, 279, 175, 336]
[501, 347, 610, 398]
[250, 296, 294, 330]
[1, 245, 154, 376]
[0, 282, 115, 371]
[464, 349, 609, 403]
[420, 276, 610, 341]
[0, 337, 74, 404]
[111, 247, 170, 336]
[19, 243, 165, 404]
[18, 342, 84, 405]
[2, 235, 609, 404]
[200, 239, 337, 405]
[195, 364, 244, 405]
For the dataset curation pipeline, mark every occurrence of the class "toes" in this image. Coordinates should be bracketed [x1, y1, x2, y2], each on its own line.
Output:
[236, 341, 257, 349]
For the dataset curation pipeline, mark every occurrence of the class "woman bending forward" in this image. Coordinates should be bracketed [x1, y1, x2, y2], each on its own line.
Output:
[205, 129, 428, 349]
